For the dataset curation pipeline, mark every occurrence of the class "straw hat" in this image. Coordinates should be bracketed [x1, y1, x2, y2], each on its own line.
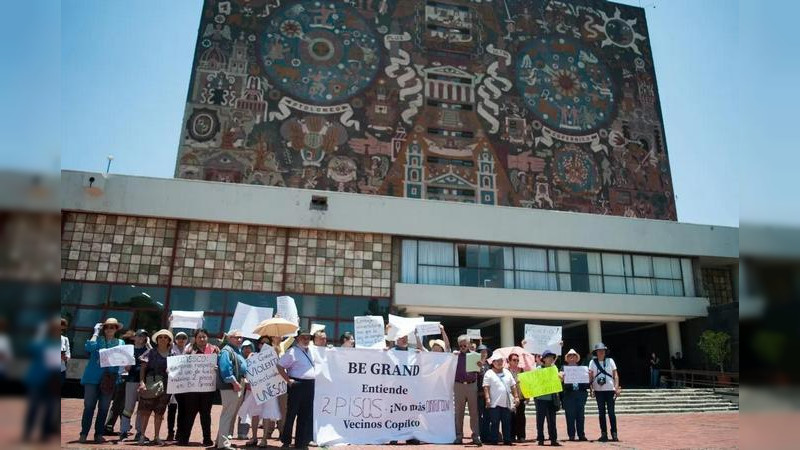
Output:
[151, 329, 174, 344]
[429, 339, 447, 351]
[565, 348, 580, 359]
[102, 318, 123, 330]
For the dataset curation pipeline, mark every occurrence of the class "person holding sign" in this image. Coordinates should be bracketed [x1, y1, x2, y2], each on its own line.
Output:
[119, 329, 150, 442]
[482, 353, 518, 445]
[453, 335, 482, 446]
[137, 329, 176, 445]
[588, 343, 621, 442]
[79, 318, 124, 444]
[180, 328, 219, 447]
[238, 338, 282, 448]
[561, 349, 589, 442]
[277, 329, 315, 449]
[216, 331, 249, 450]
[534, 350, 562, 446]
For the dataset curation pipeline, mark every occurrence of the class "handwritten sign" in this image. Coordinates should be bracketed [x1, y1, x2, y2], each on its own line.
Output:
[170, 311, 204, 330]
[415, 322, 441, 337]
[466, 329, 482, 339]
[563, 366, 590, 384]
[518, 366, 563, 398]
[354, 316, 385, 349]
[277, 295, 299, 327]
[245, 346, 287, 404]
[523, 324, 562, 355]
[229, 303, 273, 339]
[99, 344, 135, 368]
[166, 354, 218, 394]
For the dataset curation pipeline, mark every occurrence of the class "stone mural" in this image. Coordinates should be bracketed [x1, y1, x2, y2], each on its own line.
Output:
[176, 0, 676, 220]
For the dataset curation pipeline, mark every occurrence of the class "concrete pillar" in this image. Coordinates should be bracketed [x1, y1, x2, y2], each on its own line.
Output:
[500, 316, 514, 348]
[587, 319, 602, 351]
[666, 321, 682, 359]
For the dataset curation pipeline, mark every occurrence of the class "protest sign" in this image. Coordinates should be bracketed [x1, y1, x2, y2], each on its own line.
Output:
[99, 345, 135, 368]
[277, 295, 299, 326]
[518, 366, 563, 398]
[166, 354, 218, 394]
[245, 346, 287, 404]
[466, 329, 482, 339]
[563, 366, 590, 384]
[170, 311, 204, 330]
[414, 322, 441, 337]
[314, 348, 457, 445]
[523, 324, 562, 355]
[354, 316, 385, 349]
[465, 352, 481, 372]
[387, 314, 424, 340]
[229, 303, 273, 339]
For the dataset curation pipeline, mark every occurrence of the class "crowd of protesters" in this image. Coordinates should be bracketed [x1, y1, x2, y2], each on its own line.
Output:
[65, 315, 635, 448]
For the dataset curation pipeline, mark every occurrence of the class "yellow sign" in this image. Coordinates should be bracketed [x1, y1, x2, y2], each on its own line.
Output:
[518, 366, 563, 398]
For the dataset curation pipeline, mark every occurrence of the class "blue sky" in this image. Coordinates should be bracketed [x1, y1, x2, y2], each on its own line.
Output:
[8, 1, 798, 227]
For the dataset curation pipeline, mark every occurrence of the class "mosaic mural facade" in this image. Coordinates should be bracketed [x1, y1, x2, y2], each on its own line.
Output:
[176, 0, 676, 220]
[61, 213, 392, 297]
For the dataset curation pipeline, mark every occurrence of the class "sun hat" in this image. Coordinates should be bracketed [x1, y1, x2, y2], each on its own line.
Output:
[296, 328, 313, 337]
[488, 352, 505, 364]
[565, 348, 580, 359]
[175, 331, 189, 340]
[151, 329, 174, 344]
[102, 318, 123, 330]
[541, 349, 558, 360]
[429, 339, 447, 351]
[592, 342, 608, 354]
[241, 340, 254, 350]
[135, 329, 150, 337]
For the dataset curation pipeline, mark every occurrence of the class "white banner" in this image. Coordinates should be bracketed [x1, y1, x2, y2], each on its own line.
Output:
[414, 322, 441, 337]
[245, 346, 287, 404]
[314, 348, 457, 445]
[466, 329, 482, 339]
[170, 310, 204, 330]
[354, 316, 386, 349]
[277, 295, 299, 327]
[166, 354, 218, 394]
[99, 344, 135, 368]
[563, 366, 590, 384]
[523, 324, 562, 355]
[229, 303, 273, 339]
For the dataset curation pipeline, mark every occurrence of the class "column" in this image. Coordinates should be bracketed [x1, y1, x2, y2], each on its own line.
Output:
[500, 316, 514, 348]
[587, 319, 602, 351]
[666, 321, 682, 359]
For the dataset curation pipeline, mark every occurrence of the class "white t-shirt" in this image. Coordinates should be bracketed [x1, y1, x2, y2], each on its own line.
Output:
[482, 368, 516, 409]
[589, 357, 617, 391]
[61, 335, 71, 372]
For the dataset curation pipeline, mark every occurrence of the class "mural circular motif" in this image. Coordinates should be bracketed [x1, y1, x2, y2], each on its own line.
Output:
[260, 1, 380, 104]
[554, 147, 599, 193]
[605, 18, 635, 46]
[516, 38, 616, 134]
[186, 108, 220, 142]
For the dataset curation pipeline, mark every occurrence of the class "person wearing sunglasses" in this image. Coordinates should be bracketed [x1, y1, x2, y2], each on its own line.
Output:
[507, 353, 527, 443]
[453, 335, 482, 446]
[79, 318, 124, 444]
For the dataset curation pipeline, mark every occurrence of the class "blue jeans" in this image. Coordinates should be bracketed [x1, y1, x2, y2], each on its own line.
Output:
[562, 390, 587, 439]
[81, 384, 113, 438]
[534, 399, 558, 443]
[595, 390, 617, 436]
[487, 406, 512, 444]
[651, 369, 660, 388]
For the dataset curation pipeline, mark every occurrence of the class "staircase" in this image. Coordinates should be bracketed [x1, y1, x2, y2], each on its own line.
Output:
[527, 388, 739, 415]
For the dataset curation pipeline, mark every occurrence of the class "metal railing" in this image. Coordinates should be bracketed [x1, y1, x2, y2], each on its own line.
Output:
[661, 369, 739, 391]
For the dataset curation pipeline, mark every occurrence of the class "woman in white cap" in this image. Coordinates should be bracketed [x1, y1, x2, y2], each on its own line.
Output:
[79, 317, 124, 443]
[137, 329, 174, 445]
[482, 353, 518, 445]
[588, 342, 621, 442]
[561, 349, 589, 441]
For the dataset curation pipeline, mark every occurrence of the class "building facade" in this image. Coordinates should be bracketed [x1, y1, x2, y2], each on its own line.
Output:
[176, 0, 677, 220]
[61, 171, 737, 385]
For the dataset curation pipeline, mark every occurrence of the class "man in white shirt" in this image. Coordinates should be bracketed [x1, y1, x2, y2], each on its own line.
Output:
[61, 318, 71, 386]
[588, 343, 621, 442]
[278, 329, 315, 448]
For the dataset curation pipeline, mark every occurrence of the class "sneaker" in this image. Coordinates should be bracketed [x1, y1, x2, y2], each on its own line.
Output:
[119, 432, 130, 441]
[472, 437, 483, 446]
[203, 438, 215, 447]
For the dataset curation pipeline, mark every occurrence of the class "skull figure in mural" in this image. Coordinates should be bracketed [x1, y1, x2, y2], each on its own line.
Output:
[327, 156, 358, 192]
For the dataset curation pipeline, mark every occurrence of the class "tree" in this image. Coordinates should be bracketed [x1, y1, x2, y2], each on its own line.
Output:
[697, 330, 731, 372]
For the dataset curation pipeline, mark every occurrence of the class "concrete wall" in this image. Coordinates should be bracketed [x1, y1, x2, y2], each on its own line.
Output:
[62, 171, 738, 259]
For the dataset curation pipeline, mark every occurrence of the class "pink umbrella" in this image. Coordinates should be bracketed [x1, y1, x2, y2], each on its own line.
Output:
[491, 346, 538, 370]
